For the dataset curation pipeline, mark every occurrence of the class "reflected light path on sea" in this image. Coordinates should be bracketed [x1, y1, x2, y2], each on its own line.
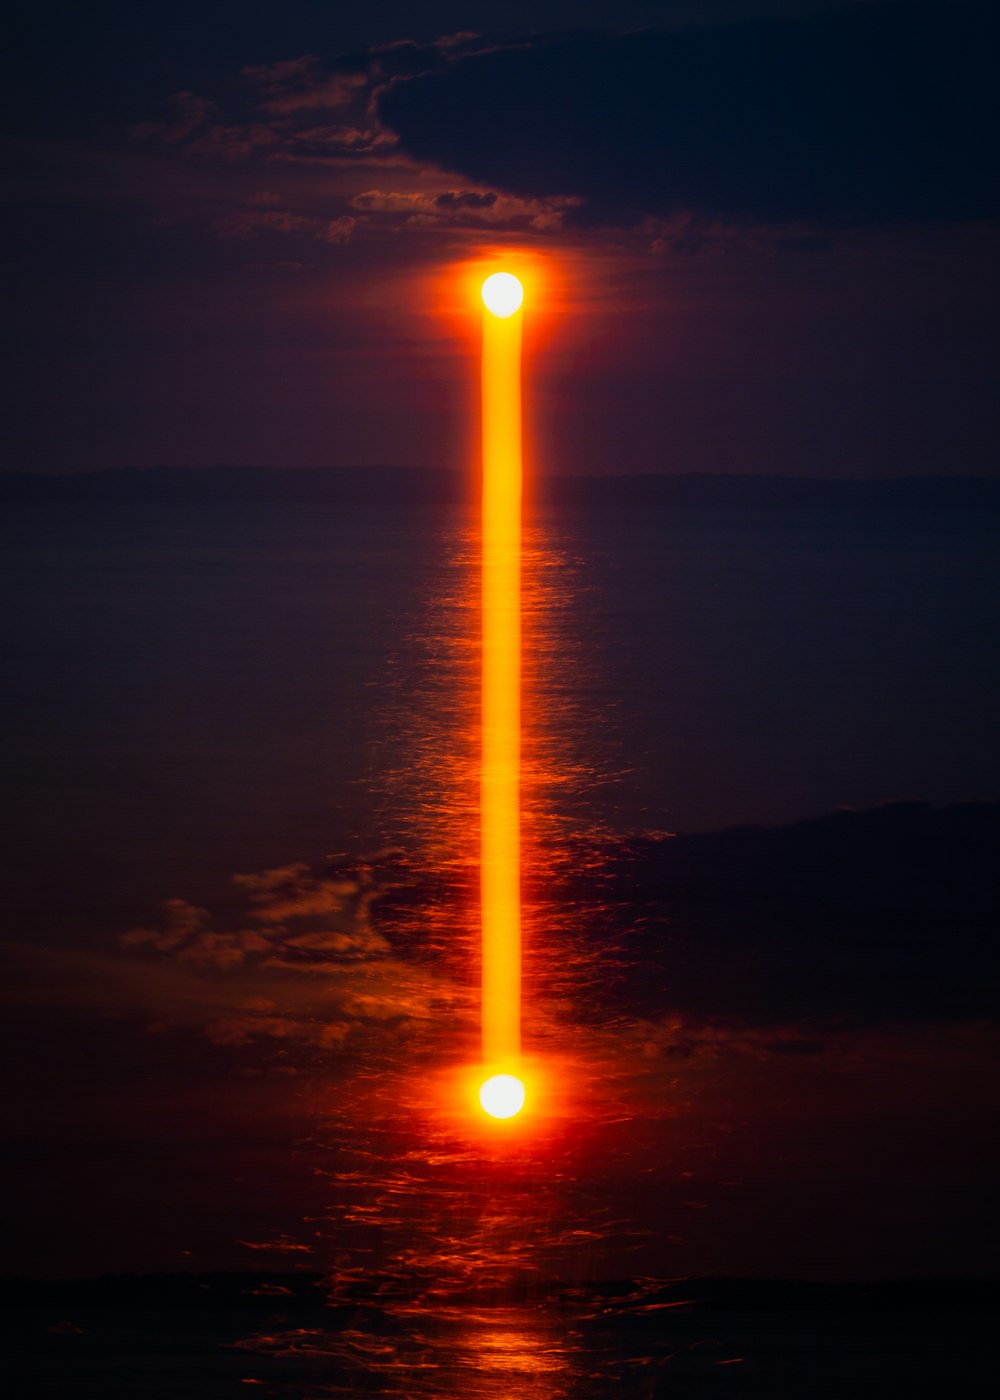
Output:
[240, 515, 646, 1393]
[220, 507, 1000, 1396]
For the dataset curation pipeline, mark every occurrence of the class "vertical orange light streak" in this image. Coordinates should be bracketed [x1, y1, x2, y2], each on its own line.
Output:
[480, 273, 523, 1079]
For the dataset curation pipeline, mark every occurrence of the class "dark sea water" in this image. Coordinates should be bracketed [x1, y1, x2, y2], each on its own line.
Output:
[3, 500, 997, 926]
[6, 1274, 998, 1398]
[2, 499, 998, 1395]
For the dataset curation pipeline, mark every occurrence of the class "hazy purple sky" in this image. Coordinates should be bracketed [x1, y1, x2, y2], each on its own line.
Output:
[4, 1, 997, 476]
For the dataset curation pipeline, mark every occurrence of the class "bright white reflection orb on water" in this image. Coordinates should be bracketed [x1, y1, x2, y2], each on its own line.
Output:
[481, 272, 524, 318]
[478, 1073, 526, 1119]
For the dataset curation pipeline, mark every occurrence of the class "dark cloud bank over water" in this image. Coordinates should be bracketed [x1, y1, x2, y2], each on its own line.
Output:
[380, 1, 999, 226]
[602, 800, 1000, 1026]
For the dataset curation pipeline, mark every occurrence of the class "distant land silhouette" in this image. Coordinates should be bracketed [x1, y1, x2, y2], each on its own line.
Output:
[2, 465, 999, 508]
[6, 1271, 996, 1400]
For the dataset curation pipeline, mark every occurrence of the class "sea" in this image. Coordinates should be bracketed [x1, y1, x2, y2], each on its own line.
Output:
[2, 496, 998, 1396]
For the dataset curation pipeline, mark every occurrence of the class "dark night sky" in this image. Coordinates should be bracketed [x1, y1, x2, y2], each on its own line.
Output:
[3, 0, 997, 477]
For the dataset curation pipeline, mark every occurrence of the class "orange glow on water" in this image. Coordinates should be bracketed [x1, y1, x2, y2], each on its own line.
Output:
[481, 272, 524, 1083]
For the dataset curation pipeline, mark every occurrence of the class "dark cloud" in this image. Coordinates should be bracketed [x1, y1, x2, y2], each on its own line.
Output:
[379, 1, 999, 225]
[348, 185, 577, 228]
[434, 189, 498, 210]
[602, 801, 1000, 1025]
[129, 90, 285, 162]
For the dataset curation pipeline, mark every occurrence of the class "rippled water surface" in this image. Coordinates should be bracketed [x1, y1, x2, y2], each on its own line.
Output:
[2, 499, 998, 1393]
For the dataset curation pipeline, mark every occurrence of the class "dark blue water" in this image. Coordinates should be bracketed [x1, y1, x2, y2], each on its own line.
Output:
[3, 500, 996, 935]
[2, 499, 998, 1394]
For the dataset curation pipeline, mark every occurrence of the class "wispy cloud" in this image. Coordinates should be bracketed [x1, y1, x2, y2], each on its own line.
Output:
[0, 852, 473, 1064]
[123, 30, 586, 263]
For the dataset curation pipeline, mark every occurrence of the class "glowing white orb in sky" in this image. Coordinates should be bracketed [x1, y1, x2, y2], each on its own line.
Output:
[481, 272, 524, 318]
[478, 1073, 526, 1119]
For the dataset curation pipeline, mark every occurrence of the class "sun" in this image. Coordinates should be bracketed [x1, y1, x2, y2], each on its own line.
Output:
[478, 1073, 526, 1119]
[481, 272, 524, 318]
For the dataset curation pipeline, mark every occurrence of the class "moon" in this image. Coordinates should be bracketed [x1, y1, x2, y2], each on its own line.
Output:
[478, 1073, 527, 1119]
[481, 272, 524, 318]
